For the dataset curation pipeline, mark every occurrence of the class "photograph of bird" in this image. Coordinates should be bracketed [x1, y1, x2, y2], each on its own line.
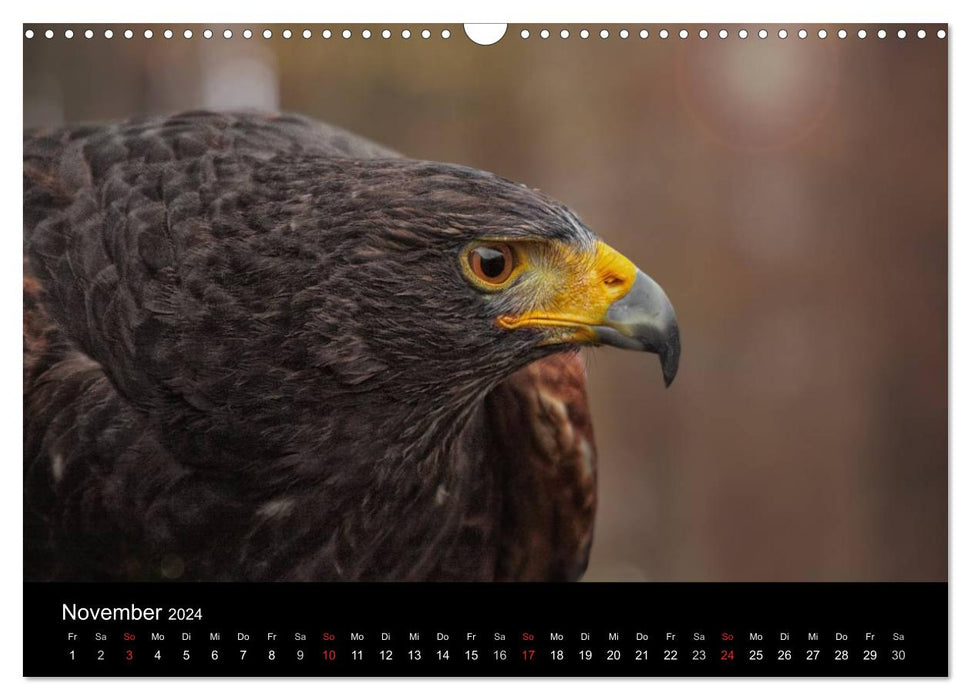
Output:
[24, 111, 679, 582]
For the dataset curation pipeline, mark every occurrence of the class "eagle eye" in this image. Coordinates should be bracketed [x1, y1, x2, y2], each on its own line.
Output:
[467, 243, 515, 286]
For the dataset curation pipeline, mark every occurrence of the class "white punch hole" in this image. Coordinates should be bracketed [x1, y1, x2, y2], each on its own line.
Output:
[464, 24, 507, 46]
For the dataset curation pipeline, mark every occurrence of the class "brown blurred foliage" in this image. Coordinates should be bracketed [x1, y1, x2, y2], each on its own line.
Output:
[24, 24, 948, 581]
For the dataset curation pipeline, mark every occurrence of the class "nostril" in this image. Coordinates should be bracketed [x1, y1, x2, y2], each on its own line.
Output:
[603, 274, 626, 288]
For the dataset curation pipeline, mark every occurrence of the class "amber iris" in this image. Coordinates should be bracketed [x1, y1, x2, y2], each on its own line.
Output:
[469, 243, 514, 285]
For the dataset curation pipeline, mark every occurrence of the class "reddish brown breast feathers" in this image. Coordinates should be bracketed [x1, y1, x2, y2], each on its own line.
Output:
[486, 352, 597, 581]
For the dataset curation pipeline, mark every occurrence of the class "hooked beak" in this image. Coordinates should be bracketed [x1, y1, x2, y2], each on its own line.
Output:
[596, 270, 680, 386]
[497, 241, 681, 387]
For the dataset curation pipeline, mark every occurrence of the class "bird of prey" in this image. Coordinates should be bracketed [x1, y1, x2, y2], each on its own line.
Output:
[24, 111, 679, 582]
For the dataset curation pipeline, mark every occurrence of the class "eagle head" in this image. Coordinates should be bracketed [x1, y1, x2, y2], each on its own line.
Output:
[266, 157, 681, 405]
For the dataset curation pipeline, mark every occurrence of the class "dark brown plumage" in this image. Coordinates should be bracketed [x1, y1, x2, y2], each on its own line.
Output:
[23, 111, 678, 582]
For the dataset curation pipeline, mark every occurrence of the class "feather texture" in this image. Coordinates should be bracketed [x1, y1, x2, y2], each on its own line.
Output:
[24, 111, 598, 582]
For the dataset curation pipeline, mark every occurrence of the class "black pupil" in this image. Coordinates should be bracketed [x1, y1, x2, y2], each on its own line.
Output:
[477, 247, 507, 279]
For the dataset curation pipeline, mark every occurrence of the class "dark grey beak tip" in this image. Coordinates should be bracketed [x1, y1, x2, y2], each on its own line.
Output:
[660, 326, 681, 388]
[663, 367, 676, 388]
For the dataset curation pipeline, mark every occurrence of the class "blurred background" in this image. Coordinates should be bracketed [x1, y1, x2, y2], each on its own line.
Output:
[23, 24, 948, 581]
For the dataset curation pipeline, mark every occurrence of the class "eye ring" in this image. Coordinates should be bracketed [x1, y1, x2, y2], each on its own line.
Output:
[467, 243, 516, 286]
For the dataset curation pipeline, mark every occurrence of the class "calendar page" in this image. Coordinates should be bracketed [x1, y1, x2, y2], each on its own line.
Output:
[22, 21, 947, 678]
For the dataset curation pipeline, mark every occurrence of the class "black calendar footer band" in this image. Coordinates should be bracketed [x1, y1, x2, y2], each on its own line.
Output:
[24, 581, 947, 677]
